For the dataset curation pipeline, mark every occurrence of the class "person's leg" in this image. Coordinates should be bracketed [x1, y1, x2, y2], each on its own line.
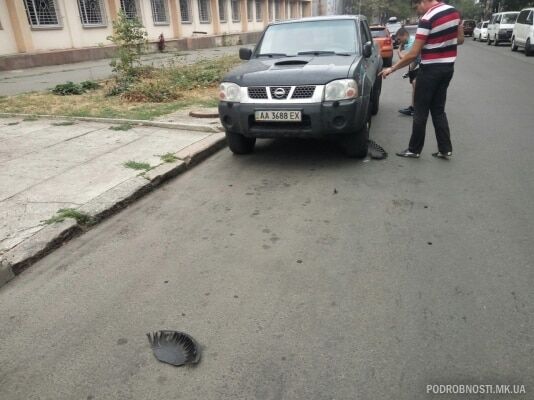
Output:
[411, 79, 416, 108]
[408, 67, 438, 154]
[429, 68, 454, 154]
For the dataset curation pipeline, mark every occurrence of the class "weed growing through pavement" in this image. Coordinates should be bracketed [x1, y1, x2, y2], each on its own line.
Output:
[159, 153, 178, 163]
[23, 115, 39, 121]
[110, 122, 134, 131]
[124, 160, 152, 171]
[44, 208, 93, 225]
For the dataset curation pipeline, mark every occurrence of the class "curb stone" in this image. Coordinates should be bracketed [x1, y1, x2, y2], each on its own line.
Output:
[0, 132, 226, 288]
[0, 113, 223, 133]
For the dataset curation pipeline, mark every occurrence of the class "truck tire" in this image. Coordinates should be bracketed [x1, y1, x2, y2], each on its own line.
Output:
[343, 109, 370, 158]
[526, 39, 533, 56]
[370, 75, 382, 115]
[225, 131, 256, 154]
[382, 57, 392, 67]
[511, 37, 518, 51]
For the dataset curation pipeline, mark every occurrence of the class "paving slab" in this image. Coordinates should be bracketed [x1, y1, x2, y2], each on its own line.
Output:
[0, 117, 226, 286]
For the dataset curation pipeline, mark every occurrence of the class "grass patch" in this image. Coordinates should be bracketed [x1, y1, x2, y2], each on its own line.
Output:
[52, 120, 76, 126]
[160, 153, 178, 163]
[109, 122, 134, 131]
[22, 115, 39, 121]
[44, 208, 93, 225]
[124, 160, 151, 171]
[0, 56, 241, 120]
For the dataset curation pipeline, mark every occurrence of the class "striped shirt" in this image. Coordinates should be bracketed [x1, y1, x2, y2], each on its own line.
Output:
[416, 2, 461, 64]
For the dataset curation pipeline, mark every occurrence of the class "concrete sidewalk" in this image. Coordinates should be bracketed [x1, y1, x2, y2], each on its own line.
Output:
[0, 45, 249, 96]
[0, 113, 225, 286]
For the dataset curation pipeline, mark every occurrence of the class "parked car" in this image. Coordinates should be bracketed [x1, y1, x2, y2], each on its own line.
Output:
[463, 20, 476, 36]
[511, 7, 534, 55]
[473, 20, 489, 41]
[370, 25, 393, 67]
[386, 16, 402, 46]
[218, 16, 383, 158]
[487, 11, 519, 45]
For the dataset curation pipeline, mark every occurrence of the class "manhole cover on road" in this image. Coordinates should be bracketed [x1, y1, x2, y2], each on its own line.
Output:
[147, 330, 201, 367]
[189, 109, 219, 118]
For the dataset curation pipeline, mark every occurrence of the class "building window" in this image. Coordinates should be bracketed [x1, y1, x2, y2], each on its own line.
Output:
[180, 0, 192, 22]
[247, 0, 253, 21]
[198, 0, 210, 23]
[274, 0, 280, 20]
[231, 0, 240, 22]
[120, 0, 138, 20]
[78, 0, 106, 27]
[219, 0, 227, 22]
[150, 0, 169, 24]
[255, 0, 261, 21]
[23, 0, 61, 28]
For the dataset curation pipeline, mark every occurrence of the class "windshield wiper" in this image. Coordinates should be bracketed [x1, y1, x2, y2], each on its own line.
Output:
[256, 53, 290, 58]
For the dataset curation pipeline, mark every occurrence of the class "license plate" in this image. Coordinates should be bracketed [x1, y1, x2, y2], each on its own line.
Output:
[255, 110, 302, 122]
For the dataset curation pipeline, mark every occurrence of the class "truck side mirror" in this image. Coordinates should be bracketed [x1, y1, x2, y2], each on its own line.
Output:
[239, 48, 252, 60]
[363, 42, 373, 58]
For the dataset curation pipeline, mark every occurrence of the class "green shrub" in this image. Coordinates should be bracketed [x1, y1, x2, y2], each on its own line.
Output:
[80, 80, 100, 90]
[52, 82, 85, 95]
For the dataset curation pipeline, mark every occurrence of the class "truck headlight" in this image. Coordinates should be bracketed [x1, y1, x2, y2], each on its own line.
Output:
[219, 82, 241, 102]
[324, 79, 358, 101]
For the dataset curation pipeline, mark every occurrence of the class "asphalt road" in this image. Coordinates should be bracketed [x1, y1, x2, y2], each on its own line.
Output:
[1, 41, 533, 400]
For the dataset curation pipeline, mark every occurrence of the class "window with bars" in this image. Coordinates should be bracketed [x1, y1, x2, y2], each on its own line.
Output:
[231, 0, 240, 22]
[255, 0, 261, 21]
[247, 0, 253, 21]
[78, 0, 106, 27]
[150, 0, 169, 24]
[198, 0, 210, 23]
[219, 0, 227, 22]
[180, 0, 192, 22]
[23, 0, 61, 28]
[120, 0, 138, 20]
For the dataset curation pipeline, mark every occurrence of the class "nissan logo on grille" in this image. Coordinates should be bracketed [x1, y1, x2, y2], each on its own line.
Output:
[274, 88, 286, 98]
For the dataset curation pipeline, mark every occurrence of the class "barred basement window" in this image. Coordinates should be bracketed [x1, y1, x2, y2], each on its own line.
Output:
[255, 0, 261, 21]
[231, 0, 240, 22]
[247, 0, 253, 21]
[180, 0, 192, 22]
[198, 0, 210, 23]
[219, 0, 227, 22]
[150, 0, 169, 24]
[23, 0, 61, 28]
[120, 0, 138, 20]
[78, 0, 106, 27]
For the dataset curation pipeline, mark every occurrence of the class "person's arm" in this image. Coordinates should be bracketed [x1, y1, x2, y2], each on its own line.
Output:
[457, 20, 465, 45]
[379, 39, 424, 78]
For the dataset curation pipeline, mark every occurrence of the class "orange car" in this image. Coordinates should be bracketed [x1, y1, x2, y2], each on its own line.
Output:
[370, 25, 393, 67]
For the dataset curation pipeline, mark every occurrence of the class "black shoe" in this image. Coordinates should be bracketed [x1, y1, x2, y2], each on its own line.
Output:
[432, 151, 452, 160]
[399, 106, 414, 116]
[396, 149, 420, 158]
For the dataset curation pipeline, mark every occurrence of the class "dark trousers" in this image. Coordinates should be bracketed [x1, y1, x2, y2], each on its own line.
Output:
[409, 63, 454, 154]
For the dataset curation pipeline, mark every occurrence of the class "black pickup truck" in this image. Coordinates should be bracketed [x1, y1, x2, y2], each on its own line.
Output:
[218, 15, 383, 158]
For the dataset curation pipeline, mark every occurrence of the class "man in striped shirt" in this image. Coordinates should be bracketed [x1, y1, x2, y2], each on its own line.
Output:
[380, 0, 464, 159]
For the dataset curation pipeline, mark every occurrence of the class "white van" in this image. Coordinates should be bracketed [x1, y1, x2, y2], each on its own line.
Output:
[487, 11, 519, 46]
[511, 8, 534, 55]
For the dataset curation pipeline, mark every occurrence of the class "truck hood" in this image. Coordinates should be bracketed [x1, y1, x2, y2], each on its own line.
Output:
[222, 55, 359, 86]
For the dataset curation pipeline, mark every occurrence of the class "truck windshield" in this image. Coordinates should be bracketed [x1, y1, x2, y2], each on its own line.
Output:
[257, 20, 358, 57]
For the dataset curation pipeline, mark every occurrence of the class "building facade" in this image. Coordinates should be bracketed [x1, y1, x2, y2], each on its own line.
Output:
[0, 0, 312, 57]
